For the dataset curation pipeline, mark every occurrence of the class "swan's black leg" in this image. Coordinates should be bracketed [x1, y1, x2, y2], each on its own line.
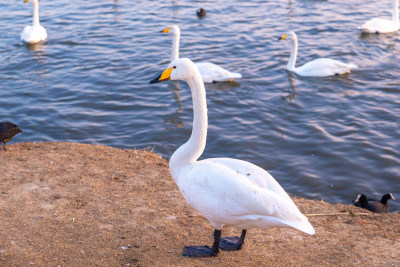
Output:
[220, 229, 247, 251]
[182, 229, 221, 257]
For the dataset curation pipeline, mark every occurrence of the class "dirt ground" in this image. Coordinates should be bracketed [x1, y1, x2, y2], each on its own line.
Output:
[0, 142, 399, 266]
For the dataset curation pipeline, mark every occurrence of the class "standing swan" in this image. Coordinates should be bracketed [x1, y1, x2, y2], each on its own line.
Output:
[161, 25, 242, 83]
[150, 58, 315, 258]
[360, 0, 399, 33]
[21, 0, 47, 44]
[279, 32, 357, 77]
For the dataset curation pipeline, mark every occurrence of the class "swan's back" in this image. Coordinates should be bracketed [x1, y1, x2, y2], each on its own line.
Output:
[205, 158, 292, 200]
[196, 62, 242, 83]
[295, 58, 357, 77]
[360, 18, 399, 33]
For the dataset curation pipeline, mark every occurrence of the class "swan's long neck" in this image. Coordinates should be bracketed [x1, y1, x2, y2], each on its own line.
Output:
[287, 36, 298, 71]
[32, 0, 40, 27]
[392, 0, 399, 26]
[169, 68, 207, 180]
[171, 31, 180, 62]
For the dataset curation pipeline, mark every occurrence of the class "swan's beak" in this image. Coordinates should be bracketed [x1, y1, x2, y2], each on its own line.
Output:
[24, 0, 29, 3]
[278, 34, 288, 41]
[149, 67, 173, 84]
[161, 27, 170, 33]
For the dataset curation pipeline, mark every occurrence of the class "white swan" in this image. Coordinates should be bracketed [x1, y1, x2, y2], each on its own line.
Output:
[149, 58, 315, 258]
[279, 32, 358, 77]
[21, 0, 47, 44]
[360, 0, 399, 33]
[161, 25, 242, 83]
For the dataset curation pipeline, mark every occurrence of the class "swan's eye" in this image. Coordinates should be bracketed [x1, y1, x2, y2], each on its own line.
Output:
[173, 66, 176, 69]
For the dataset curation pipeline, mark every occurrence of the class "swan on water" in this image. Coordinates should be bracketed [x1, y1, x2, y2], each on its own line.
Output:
[359, 0, 399, 33]
[279, 31, 357, 77]
[21, 0, 47, 44]
[161, 25, 242, 83]
[149, 58, 315, 257]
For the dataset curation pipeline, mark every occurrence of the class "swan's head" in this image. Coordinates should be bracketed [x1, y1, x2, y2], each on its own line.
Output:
[161, 25, 180, 36]
[278, 31, 297, 41]
[149, 58, 197, 83]
[23, 0, 38, 3]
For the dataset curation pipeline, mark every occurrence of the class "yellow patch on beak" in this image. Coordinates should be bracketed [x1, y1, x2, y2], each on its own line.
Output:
[162, 27, 171, 33]
[160, 67, 173, 80]
[149, 67, 174, 84]
[279, 34, 288, 40]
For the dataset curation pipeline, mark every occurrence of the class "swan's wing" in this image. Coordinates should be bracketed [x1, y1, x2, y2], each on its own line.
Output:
[195, 62, 242, 83]
[201, 158, 292, 202]
[360, 18, 399, 33]
[179, 161, 314, 234]
[21, 26, 33, 41]
[296, 58, 356, 77]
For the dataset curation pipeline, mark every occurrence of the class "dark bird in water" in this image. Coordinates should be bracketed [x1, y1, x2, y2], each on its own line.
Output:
[0, 122, 22, 151]
[354, 193, 396, 213]
[196, 8, 206, 18]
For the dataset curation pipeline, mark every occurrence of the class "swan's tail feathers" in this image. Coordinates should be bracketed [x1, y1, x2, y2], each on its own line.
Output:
[284, 218, 315, 235]
[348, 63, 358, 69]
[215, 72, 242, 82]
[230, 72, 242, 79]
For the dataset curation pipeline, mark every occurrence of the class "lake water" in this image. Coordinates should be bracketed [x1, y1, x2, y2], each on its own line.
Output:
[0, 0, 399, 211]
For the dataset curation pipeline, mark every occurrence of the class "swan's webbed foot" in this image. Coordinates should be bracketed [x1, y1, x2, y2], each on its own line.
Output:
[219, 229, 247, 251]
[182, 245, 218, 257]
[182, 229, 221, 258]
[220, 237, 242, 250]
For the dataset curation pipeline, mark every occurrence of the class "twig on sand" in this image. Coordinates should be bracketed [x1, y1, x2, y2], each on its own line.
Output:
[305, 212, 370, 217]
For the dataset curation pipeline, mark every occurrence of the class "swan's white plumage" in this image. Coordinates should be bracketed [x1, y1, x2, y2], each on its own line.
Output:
[196, 62, 242, 83]
[360, 0, 399, 33]
[162, 25, 242, 83]
[157, 58, 315, 235]
[293, 58, 358, 77]
[281, 32, 357, 77]
[21, 25, 47, 44]
[21, 0, 47, 44]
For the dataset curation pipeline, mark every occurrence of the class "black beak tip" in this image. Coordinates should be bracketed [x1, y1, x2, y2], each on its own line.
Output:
[149, 74, 162, 84]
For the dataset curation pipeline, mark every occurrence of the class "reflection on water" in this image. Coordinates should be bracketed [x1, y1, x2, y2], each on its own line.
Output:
[281, 74, 297, 103]
[26, 42, 46, 53]
[168, 81, 183, 113]
[1, 0, 399, 212]
[205, 81, 241, 92]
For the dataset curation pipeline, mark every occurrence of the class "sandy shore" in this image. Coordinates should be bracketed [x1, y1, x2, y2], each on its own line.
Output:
[0, 142, 399, 266]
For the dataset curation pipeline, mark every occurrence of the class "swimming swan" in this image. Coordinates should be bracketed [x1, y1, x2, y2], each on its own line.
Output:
[279, 32, 357, 77]
[161, 25, 242, 83]
[149, 58, 315, 257]
[21, 0, 47, 44]
[360, 0, 399, 33]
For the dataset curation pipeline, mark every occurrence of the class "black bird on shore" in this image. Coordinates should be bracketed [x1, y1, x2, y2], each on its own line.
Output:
[0, 122, 22, 151]
[353, 193, 396, 213]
